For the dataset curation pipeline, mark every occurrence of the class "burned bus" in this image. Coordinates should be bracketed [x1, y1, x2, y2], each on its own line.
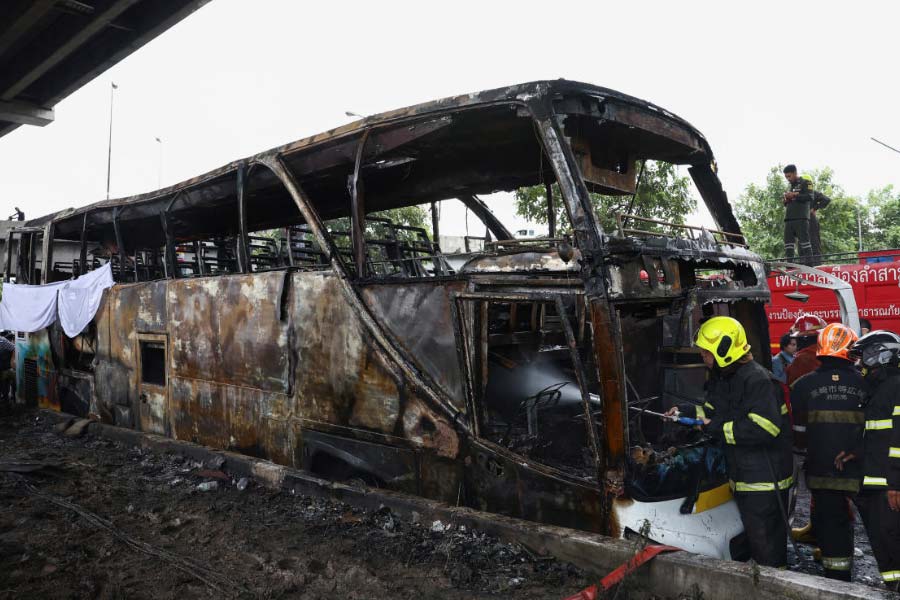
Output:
[4, 81, 774, 560]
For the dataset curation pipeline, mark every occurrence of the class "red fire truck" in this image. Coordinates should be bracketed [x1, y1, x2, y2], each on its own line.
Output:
[766, 249, 900, 351]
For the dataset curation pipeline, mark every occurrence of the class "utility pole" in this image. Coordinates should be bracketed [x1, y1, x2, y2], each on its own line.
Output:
[106, 82, 118, 200]
[155, 136, 163, 188]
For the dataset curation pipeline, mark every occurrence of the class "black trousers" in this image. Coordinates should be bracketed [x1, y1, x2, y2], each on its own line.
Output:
[811, 490, 853, 581]
[735, 490, 788, 568]
[784, 219, 813, 263]
[855, 491, 900, 589]
[808, 213, 823, 263]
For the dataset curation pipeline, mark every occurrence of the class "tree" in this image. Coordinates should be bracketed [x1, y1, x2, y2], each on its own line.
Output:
[735, 165, 868, 259]
[864, 185, 900, 249]
[514, 161, 696, 235]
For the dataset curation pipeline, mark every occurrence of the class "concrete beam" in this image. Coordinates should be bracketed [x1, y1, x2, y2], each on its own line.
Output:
[0, 0, 58, 60]
[0, 99, 54, 126]
[1, 0, 141, 101]
[43, 410, 896, 600]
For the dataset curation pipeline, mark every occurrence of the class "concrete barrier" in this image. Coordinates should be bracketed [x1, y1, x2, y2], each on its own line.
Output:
[47, 411, 896, 600]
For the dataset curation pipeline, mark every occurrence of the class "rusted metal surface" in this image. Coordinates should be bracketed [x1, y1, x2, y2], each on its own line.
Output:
[7, 80, 777, 549]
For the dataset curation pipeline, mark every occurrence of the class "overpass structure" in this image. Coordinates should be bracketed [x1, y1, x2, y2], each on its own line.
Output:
[0, 0, 210, 139]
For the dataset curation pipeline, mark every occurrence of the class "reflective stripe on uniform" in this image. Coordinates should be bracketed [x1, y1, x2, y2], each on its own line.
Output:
[808, 410, 865, 424]
[889, 447, 900, 459]
[748, 413, 780, 437]
[863, 476, 888, 486]
[866, 419, 893, 430]
[893, 405, 900, 416]
[781, 403, 789, 415]
[724, 421, 735, 445]
[883, 570, 900, 582]
[822, 556, 852, 571]
[806, 475, 860, 492]
[704, 401, 715, 411]
[792, 424, 807, 432]
[696, 405, 706, 419]
[733, 475, 794, 492]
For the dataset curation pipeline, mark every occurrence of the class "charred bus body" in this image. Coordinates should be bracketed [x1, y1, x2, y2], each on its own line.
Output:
[4, 81, 772, 559]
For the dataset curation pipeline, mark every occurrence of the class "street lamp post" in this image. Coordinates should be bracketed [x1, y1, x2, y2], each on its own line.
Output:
[106, 82, 118, 200]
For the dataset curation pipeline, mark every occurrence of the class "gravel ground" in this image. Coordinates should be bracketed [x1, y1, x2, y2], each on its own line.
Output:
[1, 408, 891, 598]
[788, 478, 884, 587]
[0, 409, 590, 600]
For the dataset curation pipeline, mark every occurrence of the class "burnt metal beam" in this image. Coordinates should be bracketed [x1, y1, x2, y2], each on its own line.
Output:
[40, 222, 54, 284]
[112, 206, 127, 281]
[545, 179, 556, 238]
[0, 99, 54, 127]
[1, 0, 141, 101]
[350, 130, 370, 277]
[458, 195, 513, 241]
[430, 201, 440, 244]
[0, 0, 57, 60]
[78, 212, 88, 276]
[236, 165, 249, 273]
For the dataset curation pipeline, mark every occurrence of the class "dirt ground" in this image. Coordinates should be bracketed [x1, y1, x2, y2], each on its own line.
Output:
[0, 410, 593, 600]
[0, 409, 889, 599]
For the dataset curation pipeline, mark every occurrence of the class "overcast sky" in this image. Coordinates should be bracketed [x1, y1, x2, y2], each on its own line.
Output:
[2, 0, 899, 237]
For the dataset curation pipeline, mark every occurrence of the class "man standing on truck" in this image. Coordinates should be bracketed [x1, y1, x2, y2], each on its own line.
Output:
[692, 316, 793, 567]
[809, 187, 831, 264]
[850, 331, 900, 590]
[782, 165, 814, 264]
[790, 323, 864, 581]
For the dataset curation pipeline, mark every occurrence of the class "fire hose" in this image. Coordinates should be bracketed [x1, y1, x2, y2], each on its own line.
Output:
[562, 544, 680, 600]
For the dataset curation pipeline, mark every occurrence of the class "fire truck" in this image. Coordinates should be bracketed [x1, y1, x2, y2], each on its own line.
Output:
[767, 249, 900, 351]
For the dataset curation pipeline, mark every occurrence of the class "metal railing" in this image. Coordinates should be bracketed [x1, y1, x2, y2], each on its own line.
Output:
[615, 213, 747, 247]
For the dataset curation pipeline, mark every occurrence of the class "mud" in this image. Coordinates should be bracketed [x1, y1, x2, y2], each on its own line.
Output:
[0, 410, 594, 599]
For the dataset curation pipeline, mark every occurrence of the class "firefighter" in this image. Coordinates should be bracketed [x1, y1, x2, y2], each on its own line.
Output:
[850, 331, 900, 590]
[790, 323, 864, 581]
[692, 316, 793, 567]
[782, 165, 814, 264]
[786, 313, 827, 387]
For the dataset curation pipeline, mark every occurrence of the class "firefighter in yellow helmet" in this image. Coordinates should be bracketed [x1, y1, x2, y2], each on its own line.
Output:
[692, 316, 794, 567]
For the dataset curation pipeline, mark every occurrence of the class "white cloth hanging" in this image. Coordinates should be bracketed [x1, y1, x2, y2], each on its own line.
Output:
[0, 279, 67, 333]
[0, 263, 114, 337]
[57, 264, 115, 337]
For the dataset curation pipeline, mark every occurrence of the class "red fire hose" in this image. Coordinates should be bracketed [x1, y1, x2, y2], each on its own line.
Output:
[563, 544, 680, 600]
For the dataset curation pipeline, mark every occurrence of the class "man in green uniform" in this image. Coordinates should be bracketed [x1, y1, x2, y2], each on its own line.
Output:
[782, 164, 813, 264]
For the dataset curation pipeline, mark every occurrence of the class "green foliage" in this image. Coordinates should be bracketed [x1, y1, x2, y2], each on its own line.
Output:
[735, 165, 872, 259]
[865, 185, 900, 249]
[514, 161, 696, 235]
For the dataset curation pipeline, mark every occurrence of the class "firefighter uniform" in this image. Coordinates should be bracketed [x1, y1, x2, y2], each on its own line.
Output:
[791, 355, 865, 580]
[694, 317, 792, 568]
[858, 362, 900, 588]
[784, 176, 813, 263]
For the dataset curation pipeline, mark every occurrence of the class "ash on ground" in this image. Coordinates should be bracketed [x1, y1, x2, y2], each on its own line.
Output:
[0, 410, 589, 599]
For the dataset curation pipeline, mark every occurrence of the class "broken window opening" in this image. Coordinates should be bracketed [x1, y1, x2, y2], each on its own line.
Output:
[618, 299, 770, 502]
[459, 295, 599, 479]
[139, 341, 166, 386]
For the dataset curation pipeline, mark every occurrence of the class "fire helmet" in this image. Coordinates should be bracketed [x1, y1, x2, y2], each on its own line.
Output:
[695, 316, 750, 368]
[791, 313, 827, 336]
[849, 330, 900, 368]
[816, 323, 858, 361]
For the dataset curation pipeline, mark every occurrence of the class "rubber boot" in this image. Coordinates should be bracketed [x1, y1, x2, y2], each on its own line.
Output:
[791, 522, 818, 545]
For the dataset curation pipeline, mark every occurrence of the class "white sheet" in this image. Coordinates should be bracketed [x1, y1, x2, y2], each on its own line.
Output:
[57, 264, 115, 337]
[0, 280, 66, 333]
[0, 263, 114, 336]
